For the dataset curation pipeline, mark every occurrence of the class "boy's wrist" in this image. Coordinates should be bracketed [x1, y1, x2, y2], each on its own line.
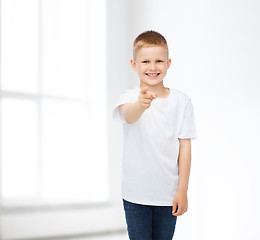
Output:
[177, 187, 188, 193]
[135, 101, 146, 111]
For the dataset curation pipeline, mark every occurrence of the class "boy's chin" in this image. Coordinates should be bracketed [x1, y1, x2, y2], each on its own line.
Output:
[140, 79, 163, 86]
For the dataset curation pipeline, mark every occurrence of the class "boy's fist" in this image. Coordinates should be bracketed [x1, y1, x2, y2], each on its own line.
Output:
[138, 87, 157, 109]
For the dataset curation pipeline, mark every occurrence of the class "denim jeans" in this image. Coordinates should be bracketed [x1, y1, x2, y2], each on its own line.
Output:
[122, 198, 177, 240]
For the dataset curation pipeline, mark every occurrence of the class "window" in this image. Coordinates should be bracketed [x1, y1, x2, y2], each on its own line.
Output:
[0, 0, 108, 207]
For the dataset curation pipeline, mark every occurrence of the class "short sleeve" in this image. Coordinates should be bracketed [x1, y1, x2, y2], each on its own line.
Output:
[112, 90, 137, 124]
[178, 96, 198, 140]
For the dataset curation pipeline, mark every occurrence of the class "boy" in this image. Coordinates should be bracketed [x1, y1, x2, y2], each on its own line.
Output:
[112, 30, 197, 240]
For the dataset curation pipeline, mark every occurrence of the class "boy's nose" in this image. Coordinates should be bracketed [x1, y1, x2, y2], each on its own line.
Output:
[149, 62, 156, 70]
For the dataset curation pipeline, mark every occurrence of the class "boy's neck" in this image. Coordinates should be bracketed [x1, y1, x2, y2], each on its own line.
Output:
[139, 81, 168, 97]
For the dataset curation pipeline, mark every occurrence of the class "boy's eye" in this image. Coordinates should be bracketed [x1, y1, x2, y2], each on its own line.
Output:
[142, 61, 149, 63]
[156, 60, 163, 63]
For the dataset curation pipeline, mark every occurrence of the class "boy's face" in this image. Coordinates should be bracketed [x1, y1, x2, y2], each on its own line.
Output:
[131, 46, 171, 87]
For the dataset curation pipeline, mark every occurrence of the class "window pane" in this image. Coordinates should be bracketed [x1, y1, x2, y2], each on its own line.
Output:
[41, 0, 88, 99]
[86, 0, 108, 202]
[42, 99, 92, 203]
[1, 99, 39, 198]
[1, 0, 39, 93]
[0, 0, 108, 205]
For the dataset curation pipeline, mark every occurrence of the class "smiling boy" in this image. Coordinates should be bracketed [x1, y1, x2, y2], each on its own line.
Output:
[112, 30, 197, 240]
[131, 45, 171, 99]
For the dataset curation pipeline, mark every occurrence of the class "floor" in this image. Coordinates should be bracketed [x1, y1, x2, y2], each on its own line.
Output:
[67, 232, 128, 240]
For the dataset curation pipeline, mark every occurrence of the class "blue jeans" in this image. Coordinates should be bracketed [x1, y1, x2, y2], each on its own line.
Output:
[122, 198, 177, 240]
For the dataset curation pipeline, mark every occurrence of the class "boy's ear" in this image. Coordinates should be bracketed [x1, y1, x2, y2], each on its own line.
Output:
[167, 58, 172, 70]
[130, 59, 137, 71]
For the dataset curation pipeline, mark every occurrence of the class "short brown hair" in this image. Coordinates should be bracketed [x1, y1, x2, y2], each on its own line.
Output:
[133, 30, 169, 59]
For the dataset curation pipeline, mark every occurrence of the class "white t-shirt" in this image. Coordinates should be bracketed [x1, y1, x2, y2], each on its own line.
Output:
[112, 84, 197, 206]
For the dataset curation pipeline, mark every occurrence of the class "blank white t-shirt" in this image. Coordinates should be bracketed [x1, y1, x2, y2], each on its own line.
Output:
[112, 84, 197, 206]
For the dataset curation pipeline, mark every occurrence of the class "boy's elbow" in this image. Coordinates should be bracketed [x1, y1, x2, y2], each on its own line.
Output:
[125, 118, 135, 124]
[125, 118, 131, 124]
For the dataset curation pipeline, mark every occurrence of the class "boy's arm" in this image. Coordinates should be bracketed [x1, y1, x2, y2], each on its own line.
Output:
[119, 87, 157, 124]
[119, 102, 146, 124]
[172, 138, 191, 216]
[177, 138, 191, 192]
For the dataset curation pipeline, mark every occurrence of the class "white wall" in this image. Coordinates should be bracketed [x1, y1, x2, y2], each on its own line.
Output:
[110, 0, 260, 239]
[1, 0, 132, 239]
[107, 0, 134, 204]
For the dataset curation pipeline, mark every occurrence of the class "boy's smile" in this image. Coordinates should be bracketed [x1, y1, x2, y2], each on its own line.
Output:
[131, 46, 171, 87]
[145, 73, 160, 79]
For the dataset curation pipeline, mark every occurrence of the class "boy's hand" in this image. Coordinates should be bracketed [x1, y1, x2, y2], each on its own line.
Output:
[138, 87, 157, 109]
[172, 189, 188, 216]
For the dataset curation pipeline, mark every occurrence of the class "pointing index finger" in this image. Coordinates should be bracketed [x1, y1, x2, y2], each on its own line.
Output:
[152, 92, 157, 99]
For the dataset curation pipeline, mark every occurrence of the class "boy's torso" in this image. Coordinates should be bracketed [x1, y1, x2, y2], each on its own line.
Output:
[120, 85, 187, 206]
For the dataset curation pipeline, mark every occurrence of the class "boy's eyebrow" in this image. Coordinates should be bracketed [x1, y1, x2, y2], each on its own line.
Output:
[140, 57, 165, 60]
[140, 59, 165, 62]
